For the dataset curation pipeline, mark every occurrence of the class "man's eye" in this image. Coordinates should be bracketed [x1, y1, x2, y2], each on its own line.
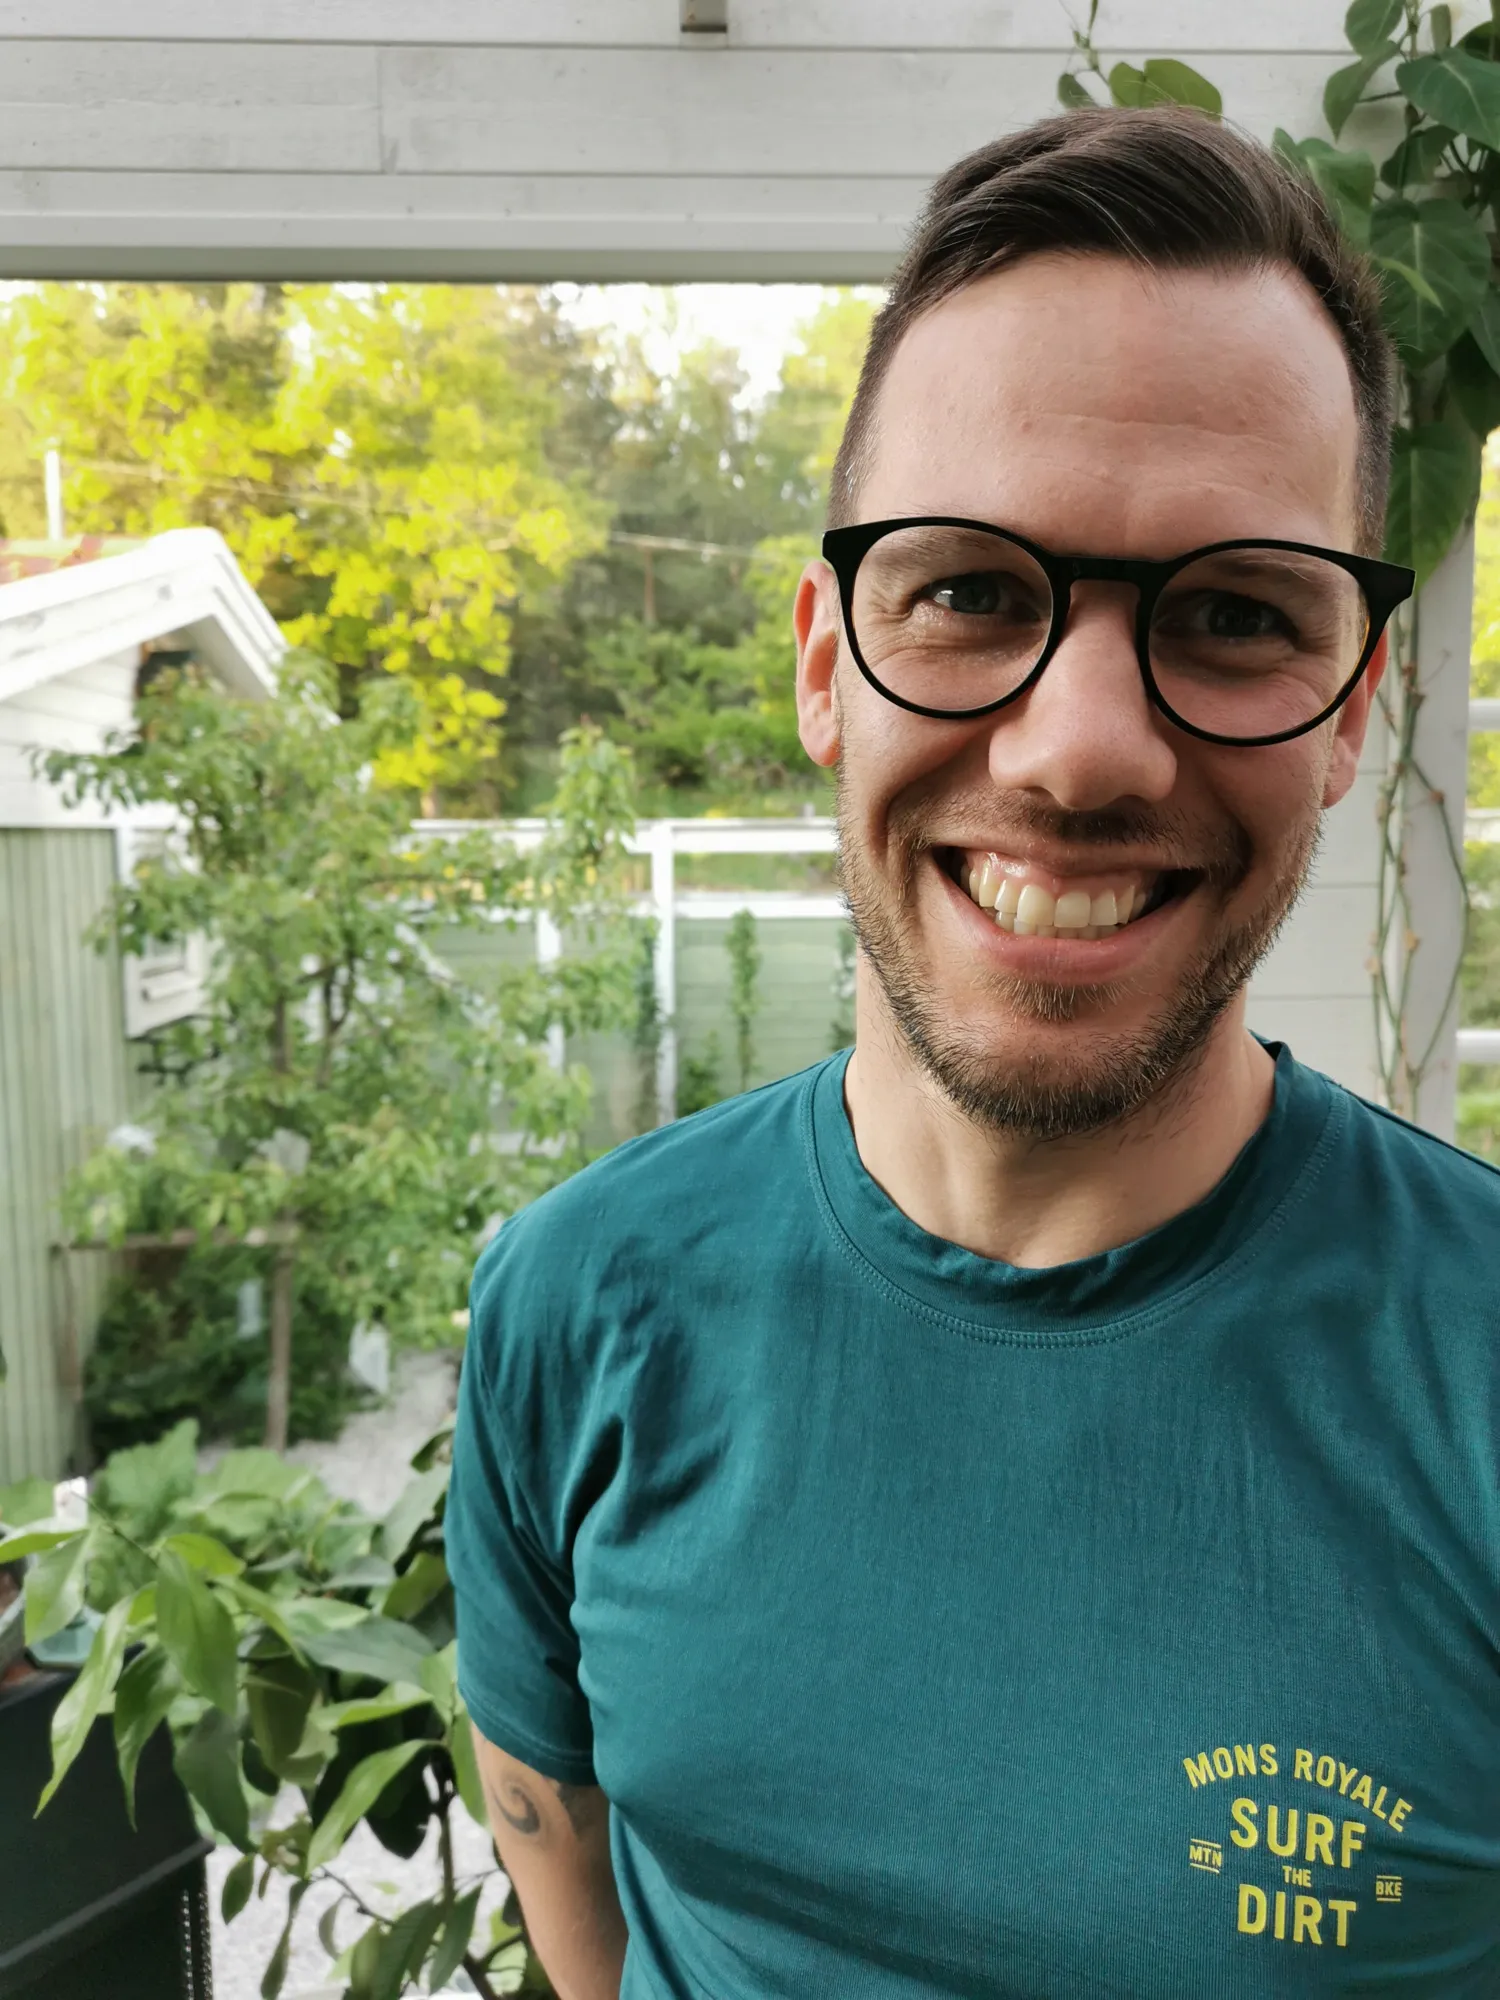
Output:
[928, 574, 1007, 615]
[1197, 594, 1285, 640]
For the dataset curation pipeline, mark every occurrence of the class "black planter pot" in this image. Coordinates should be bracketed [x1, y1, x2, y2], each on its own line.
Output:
[0, 1670, 214, 1999]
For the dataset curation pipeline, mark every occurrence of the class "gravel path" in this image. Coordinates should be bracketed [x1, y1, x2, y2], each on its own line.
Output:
[203, 1351, 514, 2000]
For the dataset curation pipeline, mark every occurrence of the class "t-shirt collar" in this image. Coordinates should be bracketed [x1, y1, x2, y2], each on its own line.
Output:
[806, 1040, 1339, 1339]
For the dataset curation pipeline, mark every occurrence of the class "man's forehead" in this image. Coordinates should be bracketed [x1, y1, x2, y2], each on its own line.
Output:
[862, 253, 1361, 547]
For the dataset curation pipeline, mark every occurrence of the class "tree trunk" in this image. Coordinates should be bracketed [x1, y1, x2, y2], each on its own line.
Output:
[263, 1239, 296, 1452]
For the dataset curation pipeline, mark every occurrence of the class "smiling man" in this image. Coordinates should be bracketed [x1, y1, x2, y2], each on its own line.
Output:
[448, 109, 1500, 1997]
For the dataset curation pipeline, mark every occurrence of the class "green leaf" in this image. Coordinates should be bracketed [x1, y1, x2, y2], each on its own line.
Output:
[323, 1554, 397, 1592]
[380, 1549, 448, 1624]
[1057, 71, 1096, 110]
[1325, 40, 1399, 136]
[1107, 60, 1146, 107]
[1385, 419, 1481, 583]
[94, 1420, 198, 1536]
[156, 1551, 239, 1716]
[347, 1922, 383, 1998]
[1468, 287, 1500, 375]
[418, 1641, 459, 1723]
[174, 1706, 252, 1850]
[36, 1595, 134, 1811]
[1297, 140, 1379, 245]
[1140, 59, 1222, 116]
[261, 1880, 308, 2000]
[319, 1685, 432, 1730]
[1372, 252, 1444, 305]
[294, 1612, 434, 1687]
[222, 1575, 305, 1653]
[246, 1652, 319, 1779]
[1446, 332, 1500, 437]
[447, 1709, 488, 1827]
[221, 1851, 256, 1925]
[1397, 50, 1500, 148]
[426, 1887, 481, 1995]
[1369, 196, 1491, 362]
[1345, 0, 1403, 50]
[1432, 3, 1452, 53]
[317, 1899, 343, 1958]
[1380, 123, 1457, 188]
[378, 1465, 448, 1564]
[306, 1738, 429, 1871]
[24, 1533, 89, 1644]
[0, 1527, 78, 1563]
[162, 1531, 245, 1579]
[113, 1646, 180, 1822]
[370, 1897, 443, 2000]
[0, 1477, 55, 1527]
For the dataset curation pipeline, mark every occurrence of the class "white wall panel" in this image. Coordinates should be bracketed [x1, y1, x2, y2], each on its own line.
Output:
[0, 43, 381, 175]
[376, 48, 1334, 180]
[0, 2, 1352, 52]
[0, 6, 1363, 279]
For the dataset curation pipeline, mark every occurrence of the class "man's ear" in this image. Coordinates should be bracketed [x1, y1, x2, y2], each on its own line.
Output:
[1322, 628, 1388, 809]
[795, 561, 842, 769]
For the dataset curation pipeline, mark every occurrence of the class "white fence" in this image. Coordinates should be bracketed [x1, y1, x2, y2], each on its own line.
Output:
[420, 815, 841, 1125]
[428, 712, 1500, 1123]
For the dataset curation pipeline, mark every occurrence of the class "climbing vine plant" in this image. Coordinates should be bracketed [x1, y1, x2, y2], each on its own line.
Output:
[1060, 0, 1499, 1114]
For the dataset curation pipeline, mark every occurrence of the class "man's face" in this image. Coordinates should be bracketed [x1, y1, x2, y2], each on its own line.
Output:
[794, 253, 1382, 1138]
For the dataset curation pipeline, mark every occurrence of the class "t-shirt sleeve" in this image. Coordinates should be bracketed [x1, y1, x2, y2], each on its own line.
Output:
[446, 1239, 597, 1786]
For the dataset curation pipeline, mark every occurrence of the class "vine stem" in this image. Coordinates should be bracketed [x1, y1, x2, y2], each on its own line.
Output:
[462, 1952, 504, 1999]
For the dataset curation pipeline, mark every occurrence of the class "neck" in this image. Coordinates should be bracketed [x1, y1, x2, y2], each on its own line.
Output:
[842, 976, 1276, 1269]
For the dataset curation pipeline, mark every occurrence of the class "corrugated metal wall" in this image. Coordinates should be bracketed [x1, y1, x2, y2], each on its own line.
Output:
[0, 830, 131, 1482]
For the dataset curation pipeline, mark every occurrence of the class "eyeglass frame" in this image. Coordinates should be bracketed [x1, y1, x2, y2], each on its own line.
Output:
[820, 516, 1416, 749]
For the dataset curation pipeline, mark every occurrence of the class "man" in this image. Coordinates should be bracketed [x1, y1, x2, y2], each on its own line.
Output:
[447, 107, 1500, 1997]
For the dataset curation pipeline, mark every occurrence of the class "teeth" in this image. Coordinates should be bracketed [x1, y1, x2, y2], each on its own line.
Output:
[959, 851, 1160, 937]
[970, 854, 1001, 909]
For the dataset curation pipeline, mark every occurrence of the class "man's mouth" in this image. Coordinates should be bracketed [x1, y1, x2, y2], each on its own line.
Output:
[940, 848, 1200, 939]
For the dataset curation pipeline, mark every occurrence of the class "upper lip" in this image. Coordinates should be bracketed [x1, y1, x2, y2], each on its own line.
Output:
[934, 841, 1189, 877]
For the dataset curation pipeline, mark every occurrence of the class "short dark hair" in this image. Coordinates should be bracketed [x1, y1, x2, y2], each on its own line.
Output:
[829, 106, 1396, 551]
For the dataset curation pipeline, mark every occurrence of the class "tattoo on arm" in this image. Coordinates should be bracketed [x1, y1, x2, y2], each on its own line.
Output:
[484, 1772, 543, 1837]
[553, 1780, 597, 1837]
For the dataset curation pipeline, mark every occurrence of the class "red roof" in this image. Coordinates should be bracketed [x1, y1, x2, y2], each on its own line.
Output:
[0, 537, 143, 585]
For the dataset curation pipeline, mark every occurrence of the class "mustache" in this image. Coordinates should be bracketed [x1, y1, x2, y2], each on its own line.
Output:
[873, 782, 1255, 892]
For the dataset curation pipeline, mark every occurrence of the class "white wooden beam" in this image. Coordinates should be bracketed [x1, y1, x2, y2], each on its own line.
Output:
[0, 3, 1354, 52]
[0, 23, 1362, 279]
[1400, 527, 1475, 1137]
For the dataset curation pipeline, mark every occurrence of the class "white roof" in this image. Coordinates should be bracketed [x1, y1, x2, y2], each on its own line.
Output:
[0, 528, 282, 706]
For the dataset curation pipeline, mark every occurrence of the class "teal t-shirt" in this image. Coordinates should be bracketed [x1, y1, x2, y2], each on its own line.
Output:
[447, 1046, 1500, 1997]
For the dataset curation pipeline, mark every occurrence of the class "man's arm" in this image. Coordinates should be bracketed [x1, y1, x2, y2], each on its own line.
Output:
[472, 1728, 628, 2000]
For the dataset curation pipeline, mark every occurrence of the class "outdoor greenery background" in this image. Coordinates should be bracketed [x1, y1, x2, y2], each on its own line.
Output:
[0, 282, 873, 816]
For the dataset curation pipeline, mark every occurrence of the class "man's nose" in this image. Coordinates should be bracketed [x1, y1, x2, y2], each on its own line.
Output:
[985, 587, 1178, 809]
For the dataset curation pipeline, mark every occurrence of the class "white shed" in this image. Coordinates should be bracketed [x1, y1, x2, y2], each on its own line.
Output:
[0, 529, 281, 1482]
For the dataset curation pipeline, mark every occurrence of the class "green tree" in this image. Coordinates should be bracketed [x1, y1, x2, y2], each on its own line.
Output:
[0, 283, 606, 804]
[44, 656, 639, 1449]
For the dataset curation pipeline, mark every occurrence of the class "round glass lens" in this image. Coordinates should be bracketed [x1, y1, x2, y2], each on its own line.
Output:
[849, 524, 1053, 712]
[1149, 547, 1369, 739]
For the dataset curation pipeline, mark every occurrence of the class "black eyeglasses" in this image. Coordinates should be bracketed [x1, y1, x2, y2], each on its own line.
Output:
[821, 517, 1415, 748]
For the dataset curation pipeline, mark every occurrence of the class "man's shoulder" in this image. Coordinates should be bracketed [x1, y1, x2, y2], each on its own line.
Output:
[1326, 1069, 1500, 1234]
[470, 1054, 835, 1322]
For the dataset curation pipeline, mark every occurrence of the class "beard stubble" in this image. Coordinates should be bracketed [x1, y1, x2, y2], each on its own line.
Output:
[838, 766, 1319, 1142]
